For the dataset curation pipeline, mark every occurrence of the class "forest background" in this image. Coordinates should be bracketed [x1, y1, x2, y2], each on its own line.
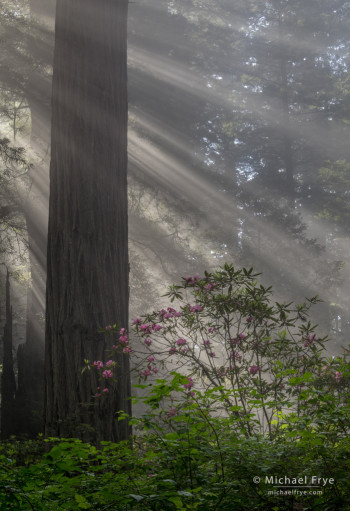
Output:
[0, 0, 350, 509]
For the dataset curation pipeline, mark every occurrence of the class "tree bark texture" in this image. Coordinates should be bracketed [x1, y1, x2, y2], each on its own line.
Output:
[1, 272, 16, 439]
[45, 0, 130, 442]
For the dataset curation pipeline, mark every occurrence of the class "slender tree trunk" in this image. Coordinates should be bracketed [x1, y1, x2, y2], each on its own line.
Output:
[1, 271, 16, 439]
[45, 0, 130, 442]
[278, 15, 295, 193]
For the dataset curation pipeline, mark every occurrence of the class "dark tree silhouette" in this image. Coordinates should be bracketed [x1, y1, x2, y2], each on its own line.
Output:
[1, 271, 16, 439]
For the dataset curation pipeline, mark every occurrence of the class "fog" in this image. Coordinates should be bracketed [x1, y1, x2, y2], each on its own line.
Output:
[1, 0, 350, 355]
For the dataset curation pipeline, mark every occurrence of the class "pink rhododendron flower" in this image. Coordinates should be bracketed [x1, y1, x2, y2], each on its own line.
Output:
[250, 365, 259, 375]
[209, 351, 216, 357]
[144, 338, 152, 346]
[166, 406, 178, 418]
[140, 324, 152, 334]
[105, 360, 114, 367]
[153, 367, 159, 373]
[123, 346, 132, 354]
[147, 356, 155, 362]
[105, 325, 112, 331]
[102, 369, 113, 379]
[184, 377, 194, 390]
[169, 347, 177, 355]
[176, 338, 187, 346]
[335, 371, 342, 382]
[133, 318, 141, 325]
[102, 388, 109, 393]
[163, 313, 172, 319]
[93, 360, 104, 370]
[303, 334, 316, 347]
[152, 323, 163, 331]
[185, 275, 200, 285]
[119, 335, 128, 344]
[230, 334, 245, 345]
[189, 304, 203, 313]
[231, 351, 242, 362]
[203, 339, 211, 346]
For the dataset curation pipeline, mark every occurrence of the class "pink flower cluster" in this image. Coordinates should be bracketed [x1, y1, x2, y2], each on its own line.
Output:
[303, 334, 316, 348]
[230, 351, 242, 363]
[95, 387, 109, 398]
[334, 371, 342, 382]
[140, 353, 159, 379]
[188, 304, 203, 313]
[111, 327, 133, 354]
[185, 275, 200, 285]
[176, 338, 187, 346]
[141, 358, 159, 378]
[230, 333, 245, 345]
[159, 307, 182, 319]
[216, 367, 229, 378]
[140, 324, 152, 334]
[250, 365, 259, 375]
[166, 406, 178, 418]
[184, 377, 194, 390]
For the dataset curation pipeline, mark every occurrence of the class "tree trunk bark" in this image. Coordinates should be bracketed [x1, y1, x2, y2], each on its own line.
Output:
[45, 0, 130, 442]
[1, 271, 16, 439]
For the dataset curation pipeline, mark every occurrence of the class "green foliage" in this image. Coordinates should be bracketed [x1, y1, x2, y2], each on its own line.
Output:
[132, 264, 339, 438]
[3, 266, 350, 509]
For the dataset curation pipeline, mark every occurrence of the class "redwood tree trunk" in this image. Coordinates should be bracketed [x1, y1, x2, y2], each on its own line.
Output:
[45, 0, 130, 442]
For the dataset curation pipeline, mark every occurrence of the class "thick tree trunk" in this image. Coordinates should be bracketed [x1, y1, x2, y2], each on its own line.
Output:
[45, 0, 130, 442]
[1, 272, 16, 439]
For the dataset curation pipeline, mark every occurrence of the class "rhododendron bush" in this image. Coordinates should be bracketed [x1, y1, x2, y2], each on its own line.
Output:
[88, 264, 350, 438]
[2, 266, 350, 510]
